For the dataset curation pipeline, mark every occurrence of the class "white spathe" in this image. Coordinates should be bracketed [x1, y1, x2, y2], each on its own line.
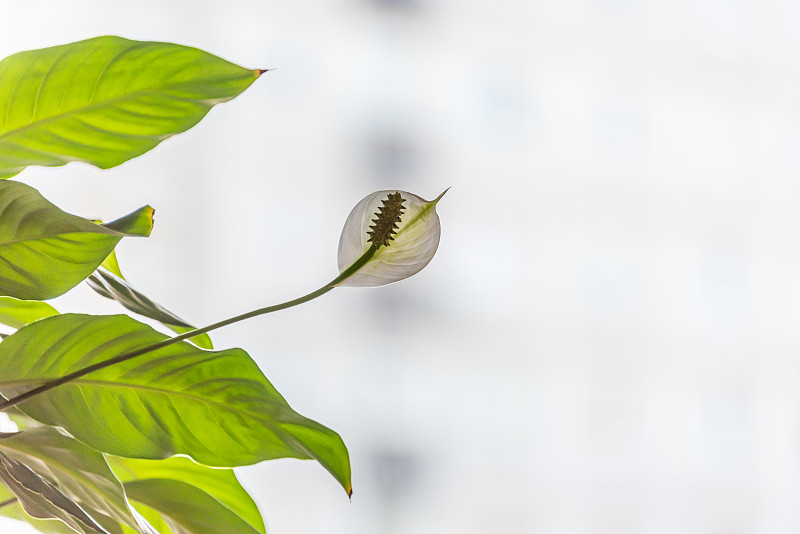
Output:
[336, 189, 445, 287]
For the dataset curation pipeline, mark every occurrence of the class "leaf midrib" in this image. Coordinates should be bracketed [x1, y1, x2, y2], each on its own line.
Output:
[0, 80, 227, 144]
[0, 377, 292, 427]
[0, 229, 123, 248]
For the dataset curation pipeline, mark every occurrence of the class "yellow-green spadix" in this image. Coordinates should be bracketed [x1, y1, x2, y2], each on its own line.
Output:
[336, 189, 447, 287]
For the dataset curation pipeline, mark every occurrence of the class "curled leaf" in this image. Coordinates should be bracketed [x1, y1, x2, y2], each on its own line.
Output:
[0, 180, 153, 300]
[0, 452, 109, 534]
[86, 268, 213, 349]
[337, 189, 446, 287]
[0, 427, 158, 534]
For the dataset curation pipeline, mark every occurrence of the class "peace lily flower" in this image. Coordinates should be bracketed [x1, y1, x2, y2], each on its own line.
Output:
[336, 189, 447, 287]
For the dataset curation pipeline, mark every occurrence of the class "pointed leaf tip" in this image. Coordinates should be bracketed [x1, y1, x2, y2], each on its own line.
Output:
[0, 181, 156, 300]
[102, 205, 155, 237]
[0, 36, 261, 177]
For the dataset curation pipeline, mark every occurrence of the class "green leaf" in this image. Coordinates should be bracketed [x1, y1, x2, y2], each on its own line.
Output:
[87, 268, 212, 350]
[100, 252, 124, 279]
[0, 314, 352, 496]
[0, 36, 262, 178]
[124, 480, 259, 534]
[0, 180, 153, 300]
[0, 297, 58, 330]
[0, 452, 109, 534]
[0, 428, 156, 534]
[108, 456, 265, 534]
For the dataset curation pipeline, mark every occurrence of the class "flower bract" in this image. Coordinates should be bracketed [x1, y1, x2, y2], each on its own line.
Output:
[336, 189, 446, 287]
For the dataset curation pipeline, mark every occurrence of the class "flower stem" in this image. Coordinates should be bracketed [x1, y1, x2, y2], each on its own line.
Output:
[0, 246, 378, 412]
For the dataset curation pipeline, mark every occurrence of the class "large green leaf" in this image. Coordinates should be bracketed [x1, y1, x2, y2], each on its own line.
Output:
[0, 297, 58, 330]
[87, 268, 212, 350]
[108, 456, 264, 534]
[0, 36, 262, 178]
[0, 452, 109, 534]
[0, 314, 352, 496]
[0, 428, 157, 534]
[0, 180, 153, 300]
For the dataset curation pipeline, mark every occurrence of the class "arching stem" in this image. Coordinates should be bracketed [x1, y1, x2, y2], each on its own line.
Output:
[0, 246, 378, 412]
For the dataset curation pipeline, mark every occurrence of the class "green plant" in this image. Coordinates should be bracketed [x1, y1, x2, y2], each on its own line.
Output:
[0, 36, 444, 534]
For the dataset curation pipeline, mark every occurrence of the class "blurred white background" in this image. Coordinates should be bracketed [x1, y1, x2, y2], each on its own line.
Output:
[3, 0, 800, 532]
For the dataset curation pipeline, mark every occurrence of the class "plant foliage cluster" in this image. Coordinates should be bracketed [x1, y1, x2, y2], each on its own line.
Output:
[0, 36, 352, 534]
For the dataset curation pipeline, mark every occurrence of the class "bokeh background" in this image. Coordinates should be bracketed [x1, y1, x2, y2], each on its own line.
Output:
[3, 0, 800, 532]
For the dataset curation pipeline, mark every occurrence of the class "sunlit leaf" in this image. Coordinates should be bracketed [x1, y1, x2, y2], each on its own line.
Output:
[108, 456, 264, 534]
[0, 36, 262, 178]
[0, 314, 352, 495]
[87, 268, 212, 350]
[0, 180, 152, 300]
